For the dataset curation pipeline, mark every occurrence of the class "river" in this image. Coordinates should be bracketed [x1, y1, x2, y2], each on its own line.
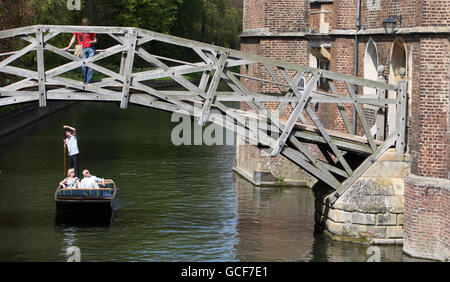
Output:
[0, 102, 421, 261]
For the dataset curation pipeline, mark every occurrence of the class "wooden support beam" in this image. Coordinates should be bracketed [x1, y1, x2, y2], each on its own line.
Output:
[375, 68, 387, 141]
[45, 44, 125, 78]
[201, 50, 265, 114]
[119, 51, 127, 76]
[279, 67, 309, 124]
[345, 82, 377, 152]
[396, 79, 408, 153]
[0, 25, 37, 39]
[281, 146, 340, 190]
[293, 130, 373, 155]
[329, 81, 353, 134]
[0, 78, 35, 92]
[222, 70, 264, 114]
[271, 71, 321, 156]
[0, 93, 39, 106]
[198, 70, 211, 91]
[46, 91, 121, 102]
[289, 136, 343, 185]
[305, 106, 353, 175]
[131, 80, 193, 112]
[198, 51, 229, 126]
[36, 28, 46, 107]
[0, 41, 36, 70]
[120, 31, 138, 109]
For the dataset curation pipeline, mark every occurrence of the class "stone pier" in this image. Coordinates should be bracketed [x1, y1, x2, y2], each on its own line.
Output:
[315, 149, 409, 245]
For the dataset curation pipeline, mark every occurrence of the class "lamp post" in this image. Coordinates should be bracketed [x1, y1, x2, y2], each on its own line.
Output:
[383, 15, 402, 34]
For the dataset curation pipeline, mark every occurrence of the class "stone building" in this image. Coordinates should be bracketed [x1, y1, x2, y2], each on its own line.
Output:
[235, 0, 449, 261]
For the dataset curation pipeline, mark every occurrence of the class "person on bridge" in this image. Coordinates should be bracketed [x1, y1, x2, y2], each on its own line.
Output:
[62, 18, 97, 84]
[64, 125, 80, 178]
[80, 169, 105, 189]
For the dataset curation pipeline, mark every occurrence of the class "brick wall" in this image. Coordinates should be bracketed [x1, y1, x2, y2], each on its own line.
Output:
[330, 37, 355, 131]
[243, 0, 265, 30]
[410, 36, 449, 179]
[422, 0, 450, 27]
[404, 34, 449, 261]
[362, 0, 419, 29]
[332, 0, 357, 30]
[243, 0, 310, 32]
[264, 0, 310, 32]
[404, 175, 450, 261]
[260, 38, 309, 96]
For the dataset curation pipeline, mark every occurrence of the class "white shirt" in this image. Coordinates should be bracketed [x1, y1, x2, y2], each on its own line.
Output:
[80, 175, 102, 189]
[66, 135, 79, 156]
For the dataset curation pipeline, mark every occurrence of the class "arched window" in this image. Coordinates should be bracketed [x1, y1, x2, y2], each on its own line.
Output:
[389, 39, 407, 85]
[387, 38, 408, 135]
[363, 38, 379, 97]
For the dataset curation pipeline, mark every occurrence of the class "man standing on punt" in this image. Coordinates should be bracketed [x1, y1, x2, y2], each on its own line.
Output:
[64, 125, 80, 178]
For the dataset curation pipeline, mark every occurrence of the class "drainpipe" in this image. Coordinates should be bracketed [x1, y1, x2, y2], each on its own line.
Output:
[353, 0, 362, 134]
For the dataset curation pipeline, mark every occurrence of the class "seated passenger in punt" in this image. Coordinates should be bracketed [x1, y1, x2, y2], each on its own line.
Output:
[59, 168, 81, 188]
[80, 169, 105, 189]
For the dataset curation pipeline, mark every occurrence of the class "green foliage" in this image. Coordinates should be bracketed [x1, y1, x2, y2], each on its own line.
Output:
[1, 0, 243, 83]
[174, 0, 243, 49]
[28, 0, 80, 25]
[116, 0, 182, 33]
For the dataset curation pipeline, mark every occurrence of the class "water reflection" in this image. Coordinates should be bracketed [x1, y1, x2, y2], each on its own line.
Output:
[233, 174, 315, 261]
[232, 173, 424, 262]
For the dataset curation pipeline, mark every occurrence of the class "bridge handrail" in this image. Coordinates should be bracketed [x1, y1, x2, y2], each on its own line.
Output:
[0, 25, 396, 91]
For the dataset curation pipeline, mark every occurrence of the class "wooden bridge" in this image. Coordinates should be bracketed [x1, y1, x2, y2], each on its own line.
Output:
[0, 25, 408, 203]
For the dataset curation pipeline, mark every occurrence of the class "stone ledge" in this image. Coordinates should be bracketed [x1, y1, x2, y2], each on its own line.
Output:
[232, 165, 256, 185]
[232, 166, 309, 187]
[241, 27, 450, 38]
[403, 246, 447, 262]
[371, 238, 403, 245]
[405, 171, 450, 189]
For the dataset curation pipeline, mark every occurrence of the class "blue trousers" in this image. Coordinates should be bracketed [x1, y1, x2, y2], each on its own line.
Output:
[82, 47, 95, 83]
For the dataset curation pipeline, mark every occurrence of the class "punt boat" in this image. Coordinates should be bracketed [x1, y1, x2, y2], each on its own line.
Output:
[54, 179, 117, 208]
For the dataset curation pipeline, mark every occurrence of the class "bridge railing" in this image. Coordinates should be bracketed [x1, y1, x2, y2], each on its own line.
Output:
[0, 25, 407, 200]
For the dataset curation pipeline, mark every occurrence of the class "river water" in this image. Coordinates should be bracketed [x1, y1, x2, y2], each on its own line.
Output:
[0, 102, 421, 262]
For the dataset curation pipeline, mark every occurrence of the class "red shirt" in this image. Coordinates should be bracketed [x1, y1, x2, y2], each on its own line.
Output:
[74, 32, 96, 48]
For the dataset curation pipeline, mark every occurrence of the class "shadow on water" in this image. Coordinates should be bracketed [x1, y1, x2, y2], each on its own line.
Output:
[55, 205, 114, 228]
